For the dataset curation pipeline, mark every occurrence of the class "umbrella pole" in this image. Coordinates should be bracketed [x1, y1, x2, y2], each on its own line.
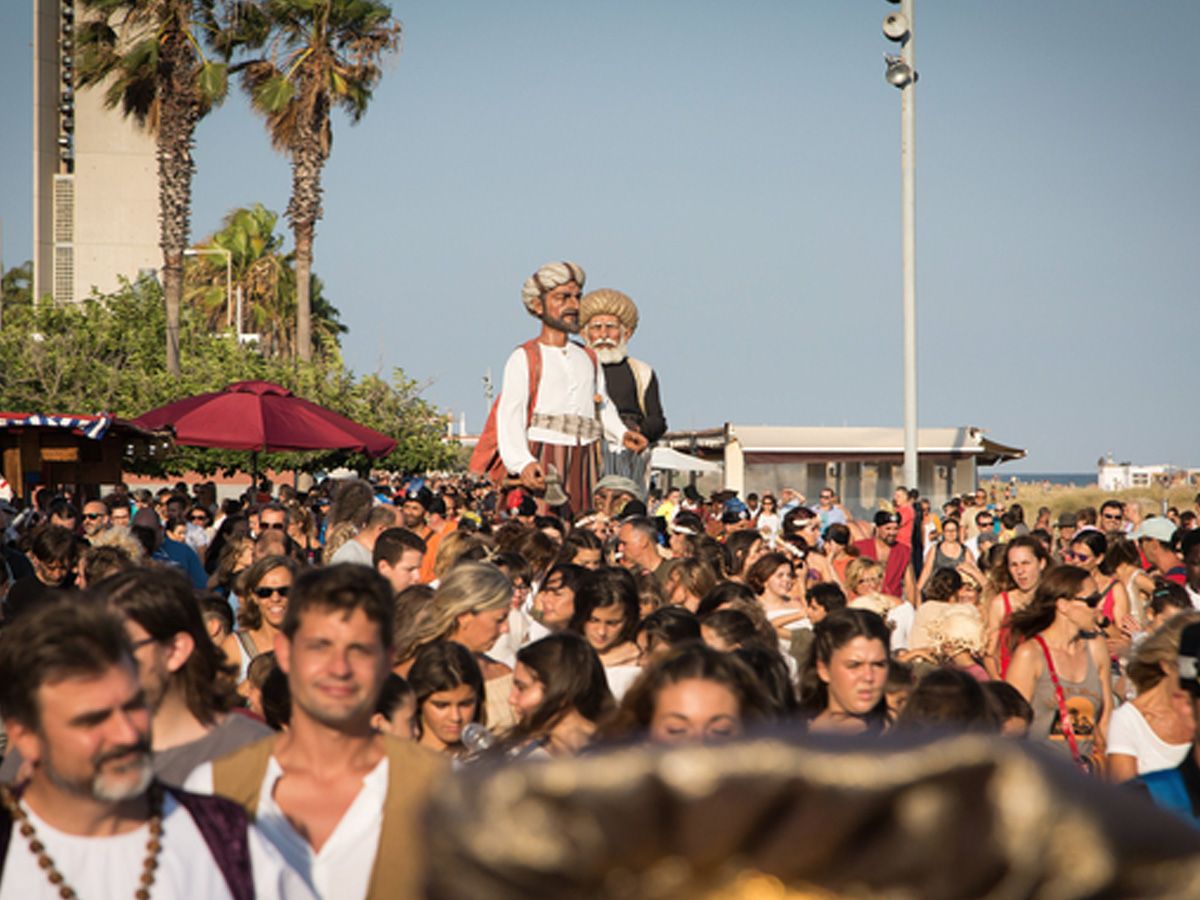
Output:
[252, 451, 259, 492]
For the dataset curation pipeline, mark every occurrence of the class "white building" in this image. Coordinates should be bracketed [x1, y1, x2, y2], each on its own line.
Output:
[1097, 457, 1175, 491]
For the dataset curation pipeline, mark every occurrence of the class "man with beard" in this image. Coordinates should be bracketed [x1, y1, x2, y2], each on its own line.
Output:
[0, 599, 308, 898]
[189, 565, 447, 900]
[483, 261, 645, 513]
[0, 567, 271, 788]
[579, 289, 667, 487]
[854, 510, 916, 603]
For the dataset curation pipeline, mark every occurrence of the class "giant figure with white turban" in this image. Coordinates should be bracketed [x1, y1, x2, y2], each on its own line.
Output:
[482, 261, 647, 513]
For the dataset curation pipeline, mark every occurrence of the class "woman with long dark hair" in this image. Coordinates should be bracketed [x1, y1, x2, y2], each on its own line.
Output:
[1004, 565, 1113, 771]
[798, 608, 890, 735]
[605, 643, 773, 744]
[409, 640, 485, 758]
[982, 535, 1051, 679]
[506, 633, 615, 757]
[569, 567, 642, 699]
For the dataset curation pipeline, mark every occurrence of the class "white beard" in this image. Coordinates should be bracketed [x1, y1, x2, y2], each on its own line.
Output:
[590, 338, 629, 365]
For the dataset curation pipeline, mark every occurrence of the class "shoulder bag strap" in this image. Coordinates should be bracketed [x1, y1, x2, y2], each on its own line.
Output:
[1034, 635, 1086, 770]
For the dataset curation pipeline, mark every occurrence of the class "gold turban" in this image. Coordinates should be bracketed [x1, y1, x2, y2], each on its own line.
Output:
[580, 288, 639, 336]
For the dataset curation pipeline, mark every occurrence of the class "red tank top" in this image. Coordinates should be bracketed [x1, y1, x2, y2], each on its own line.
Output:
[999, 592, 1014, 677]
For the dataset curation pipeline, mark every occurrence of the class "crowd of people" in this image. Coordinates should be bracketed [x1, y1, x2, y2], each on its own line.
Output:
[0, 260, 1195, 896]
[1, 471, 1200, 897]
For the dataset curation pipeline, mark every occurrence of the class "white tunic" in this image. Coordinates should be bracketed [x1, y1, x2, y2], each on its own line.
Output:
[0, 793, 313, 900]
[497, 342, 627, 475]
[186, 756, 386, 900]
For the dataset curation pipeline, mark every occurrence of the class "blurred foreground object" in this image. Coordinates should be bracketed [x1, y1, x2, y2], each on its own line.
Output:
[425, 731, 1200, 899]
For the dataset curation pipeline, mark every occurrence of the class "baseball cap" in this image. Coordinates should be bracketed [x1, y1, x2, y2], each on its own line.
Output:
[874, 510, 901, 527]
[1133, 518, 1178, 545]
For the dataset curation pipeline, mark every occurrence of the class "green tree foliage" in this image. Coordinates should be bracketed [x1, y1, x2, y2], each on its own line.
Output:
[213, 0, 402, 362]
[0, 276, 457, 477]
[185, 204, 346, 358]
[76, 0, 231, 376]
[1, 261, 33, 311]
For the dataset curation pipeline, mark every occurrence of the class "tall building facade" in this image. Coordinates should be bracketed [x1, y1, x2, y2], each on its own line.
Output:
[32, 0, 159, 304]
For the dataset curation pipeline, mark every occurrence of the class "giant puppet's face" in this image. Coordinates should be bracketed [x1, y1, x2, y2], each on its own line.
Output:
[584, 313, 629, 364]
[535, 282, 582, 334]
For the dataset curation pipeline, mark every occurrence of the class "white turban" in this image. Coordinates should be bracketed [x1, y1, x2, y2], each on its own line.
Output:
[521, 261, 585, 317]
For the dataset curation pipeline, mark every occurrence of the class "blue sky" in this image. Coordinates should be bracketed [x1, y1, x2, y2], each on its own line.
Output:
[2, 2, 1197, 473]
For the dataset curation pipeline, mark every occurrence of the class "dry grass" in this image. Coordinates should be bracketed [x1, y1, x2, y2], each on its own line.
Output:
[1000, 481, 1197, 524]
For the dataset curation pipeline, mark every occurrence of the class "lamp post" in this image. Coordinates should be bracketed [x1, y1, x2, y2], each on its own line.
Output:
[182, 247, 233, 330]
[884, 0, 919, 493]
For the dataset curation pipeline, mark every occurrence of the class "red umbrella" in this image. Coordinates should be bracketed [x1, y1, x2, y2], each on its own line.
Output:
[132, 381, 396, 459]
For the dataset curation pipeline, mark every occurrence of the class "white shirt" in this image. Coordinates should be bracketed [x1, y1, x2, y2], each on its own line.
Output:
[1106, 701, 1191, 774]
[887, 602, 915, 652]
[489, 606, 551, 670]
[604, 664, 642, 702]
[497, 342, 627, 474]
[329, 539, 373, 567]
[0, 793, 312, 900]
[186, 756, 386, 900]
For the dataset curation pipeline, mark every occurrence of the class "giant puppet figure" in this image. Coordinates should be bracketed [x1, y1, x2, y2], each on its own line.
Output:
[490, 261, 647, 513]
[579, 288, 666, 487]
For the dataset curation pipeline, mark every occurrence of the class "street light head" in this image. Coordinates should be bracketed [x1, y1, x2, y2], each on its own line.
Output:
[882, 12, 910, 42]
[884, 55, 916, 88]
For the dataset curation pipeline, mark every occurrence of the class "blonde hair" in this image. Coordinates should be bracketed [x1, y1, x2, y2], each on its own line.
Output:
[87, 525, 146, 561]
[845, 558, 885, 595]
[404, 562, 512, 654]
[1127, 611, 1200, 694]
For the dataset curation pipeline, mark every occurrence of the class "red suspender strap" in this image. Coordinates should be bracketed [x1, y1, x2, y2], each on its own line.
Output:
[1033, 635, 1086, 771]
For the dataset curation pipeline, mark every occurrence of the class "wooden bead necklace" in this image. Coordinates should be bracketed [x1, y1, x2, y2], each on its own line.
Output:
[0, 781, 164, 900]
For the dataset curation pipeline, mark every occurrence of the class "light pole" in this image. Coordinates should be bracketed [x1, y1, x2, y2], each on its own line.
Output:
[183, 247, 233, 330]
[884, 0, 919, 493]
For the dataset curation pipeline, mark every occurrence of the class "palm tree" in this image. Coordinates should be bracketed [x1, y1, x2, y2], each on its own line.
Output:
[219, 0, 400, 361]
[186, 203, 346, 357]
[76, 0, 229, 376]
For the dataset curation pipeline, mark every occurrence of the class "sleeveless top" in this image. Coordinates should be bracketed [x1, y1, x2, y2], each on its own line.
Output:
[931, 541, 965, 574]
[1030, 642, 1104, 760]
[1098, 579, 1117, 621]
[234, 630, 260, 683]
[998, 593, 1014, 677]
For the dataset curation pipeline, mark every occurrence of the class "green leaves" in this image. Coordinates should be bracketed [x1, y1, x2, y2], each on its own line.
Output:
[199, 61, 229, 103]
[0, 276, 455, 477]
[254, 73, 296, 112]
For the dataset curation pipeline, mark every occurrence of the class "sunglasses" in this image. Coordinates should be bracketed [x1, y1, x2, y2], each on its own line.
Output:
[1070, 591, 1103, 608]
[83, 512, 104, 520]
[190, 514, 209, 522]
[254, 586, 290, 599]
[260, 522, 286, 531]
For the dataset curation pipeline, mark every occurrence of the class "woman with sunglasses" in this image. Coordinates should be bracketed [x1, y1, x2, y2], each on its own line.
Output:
[1066, 531, 1131, 634]
[221, 555, 299, 683]
[1005, 565, 1113, 770]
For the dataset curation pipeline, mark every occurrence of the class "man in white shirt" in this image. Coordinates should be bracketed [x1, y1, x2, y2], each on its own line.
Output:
[496, 260, 647, 514]
[188, 564, 446, 900]
[0, 599, 308, 899]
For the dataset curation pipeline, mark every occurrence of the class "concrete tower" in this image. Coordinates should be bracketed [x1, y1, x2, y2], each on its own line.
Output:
[32, 0, 159, 304]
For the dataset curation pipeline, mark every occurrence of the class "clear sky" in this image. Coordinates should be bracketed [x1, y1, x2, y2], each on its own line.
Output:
[2, 2, 1197, 474]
